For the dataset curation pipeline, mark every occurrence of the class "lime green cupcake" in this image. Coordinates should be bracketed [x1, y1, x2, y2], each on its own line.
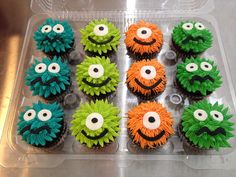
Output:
[76, 56, 120, 99]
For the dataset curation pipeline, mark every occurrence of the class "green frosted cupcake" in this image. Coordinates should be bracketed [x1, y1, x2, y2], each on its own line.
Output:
[76, 56, 119, 99]
[34, 18, 74, 56]
[176, 57, 222, 99]
[80, 19, 121, 56]
[179, 100, 234, 151]
[71, 100, 120, 148]
[172, 21, 213, 55]
[17, 101, 67, 149]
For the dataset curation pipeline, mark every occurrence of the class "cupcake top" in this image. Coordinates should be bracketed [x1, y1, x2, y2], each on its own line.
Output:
[80, 19, 121, 55]
[25, 56, 71, 99]
[127, 102, 174, 149]
[126, 59, 166, 96]
[71, 100, 120, 148]
[176, 57, 222, 96]
[125, 20, 163, 55]
[172, 21, 213, 54]
[17, 101, 64, 147]
[181, 100, 234, 150]
[76, 56, 119, 96]
[34, 18, 74, 54]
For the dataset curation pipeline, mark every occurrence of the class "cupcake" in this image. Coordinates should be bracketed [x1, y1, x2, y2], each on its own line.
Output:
[127, 102, 174, 149]
[70, 100, 120, 148]
[179, 100, 234, 151]
[80, 19, 121, 56]
[125, 20, 163, 60]
[17, 101, 67, 149]
[76, 56, 119, 99]
[172, 21, 213, 56]
[176, 57, 222, 99]
[126, 59, 166, 100]
[25, 56, 71, 101]
[34, 18, 74, 57]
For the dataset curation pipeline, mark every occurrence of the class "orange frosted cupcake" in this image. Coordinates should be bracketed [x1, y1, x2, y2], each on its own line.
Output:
[127, 102, 174, 149]
[126, 59, 166, 100]
[125, 20, 163, 60]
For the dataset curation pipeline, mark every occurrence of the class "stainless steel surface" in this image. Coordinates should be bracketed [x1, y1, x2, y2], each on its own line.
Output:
[0, 0, 236, 177]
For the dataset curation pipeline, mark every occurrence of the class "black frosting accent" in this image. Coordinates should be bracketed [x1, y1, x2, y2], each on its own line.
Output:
[133, 38, 156, 46]
[134, 78, 162, 90]
[31, 77, 61, 86]
[137, 129, 165, 141]
[195, 126, 226, 136]
[20, 125, 51, 135]
[82, 77, 111, 87]
[88, 36, 114, 45]
[81, 129, 108, 140]
[189, 75, 214, 84]
[182, 35, 205, 45]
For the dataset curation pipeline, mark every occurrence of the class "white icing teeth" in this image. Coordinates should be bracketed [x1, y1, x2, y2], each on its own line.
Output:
[88, 64, 104, 78]
[140, 65, 156, 80]
[53, 24, 64, 33]
[182, 23, 193, 30]
[186, 63, 198, 72]
[38, 109, 52, 121]
[93, 24, 109, 36]
[195, 22, 205, 30]
[41, 25, 52, 33]
[23, 109, 36, 121]
[35, 63, 47, 73]
[193, 109, 208, 121]
[136, 27, 152, 39]
[86, 113, 104, 131]
[210, 110, 223, 122]
[143, 111, 161, 130]
[200, 62, 212, 71]
[48, 63, 61, 73]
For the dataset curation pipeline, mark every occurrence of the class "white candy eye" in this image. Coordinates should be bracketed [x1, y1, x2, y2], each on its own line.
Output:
[35, 63, 47, 73]
[88, 64, 104, 78]
[136, 27, 152, 39]
[93, 24, 108, 36]
[186, 63, 198, 72]
[23, 109, 36, 121]
[41, 25, 52, 33]
[195, 22, 205, 30]
[200, 62, 212, 71]
[48, 63, 60, 73]
[143, 112, 161, 130]
[86, 113, 104, 131]
[38, 109, 52, 121]
[193, 109, 208, 121]
[210, 110, 223, 122]
[140, 66, 156, 80]
[182, 23, 193, 30]
[53, 24, 64, 33]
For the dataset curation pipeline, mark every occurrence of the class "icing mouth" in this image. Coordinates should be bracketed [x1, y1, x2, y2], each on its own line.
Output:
[133, 38, 156, 46]
[81, 129, 108, 140]
[31, 77, 61, 86]
[189, 75, 214, 84]
[40, 36, 63, 45]
[137, 129, 165, 141]
[182, 35, 205, 44]
[82, 77, 111, 87]
[88, 36, 114, 45]
[20, 125, 51, 135]
[195, 126, 226, 136]
[134, 78, 162, 90]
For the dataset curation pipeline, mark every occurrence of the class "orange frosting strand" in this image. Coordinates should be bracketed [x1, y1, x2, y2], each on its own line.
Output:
[127, 102, 174, 149]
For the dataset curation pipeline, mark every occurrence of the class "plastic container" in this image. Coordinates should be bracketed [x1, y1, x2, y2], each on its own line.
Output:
[1, 0, 236, 171]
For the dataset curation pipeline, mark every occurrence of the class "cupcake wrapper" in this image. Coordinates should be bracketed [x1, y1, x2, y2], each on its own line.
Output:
[126, 47, 158, 61]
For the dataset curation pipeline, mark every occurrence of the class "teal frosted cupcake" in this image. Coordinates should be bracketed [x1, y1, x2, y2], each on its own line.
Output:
[76, 56, 120, 99]
[17, 101, 67, 149]
[34, 18, 74, 56]
[25, 56, 71, 101]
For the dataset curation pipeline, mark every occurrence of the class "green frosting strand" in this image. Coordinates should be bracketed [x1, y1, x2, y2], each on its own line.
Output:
[80, 19, 121, 55]
[176, 57, 222, 96]
[172, 21, 213, 53]
[76, 56, 120, 96]
[181, 100, 234, 150]
[70, 100, 120, 148]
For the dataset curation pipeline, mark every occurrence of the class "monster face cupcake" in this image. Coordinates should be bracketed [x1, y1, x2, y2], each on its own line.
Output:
[126, 59, 166, 100]
[172, 21, 213, 56]
[125, 20, 163, 60]
[179, 100, 234, 151]
[176, 57, 222, 99]
[25, 56, 71, 101]
[17, 101, 67, 149]
[76, 56, 119, 99]
[71, 100, 120, 148]
[80, 19, 121, 56]
[34, 18, 74, 57]
[127, 102, 174, 149]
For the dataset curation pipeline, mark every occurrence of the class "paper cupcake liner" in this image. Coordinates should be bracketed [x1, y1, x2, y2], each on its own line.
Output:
[126, 47, 158, 61]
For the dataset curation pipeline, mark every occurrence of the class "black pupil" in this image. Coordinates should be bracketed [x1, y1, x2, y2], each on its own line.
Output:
[145, 69, 151, 74]
[141, 30, 147, 34]
[93, 68, 98, 72]
[187, 25, 190, 27]
[190, 66, 194, 68]
[57, 27, 60, 30]
[148, 116, 155, 123]
[198, 113, 202, 116]
[43, 113, 47, 117]
[45, 27, 48, 30]
[52, 66, 56, 70]
[39, 67, 42, 70]
[99, 26, 104, 31]
[199, 25, 202, 28]
[205, 65, 209, 68]
[214, 114, 219, 118]
[92, 118, 98, 123]
[28, 113, 32, 116]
